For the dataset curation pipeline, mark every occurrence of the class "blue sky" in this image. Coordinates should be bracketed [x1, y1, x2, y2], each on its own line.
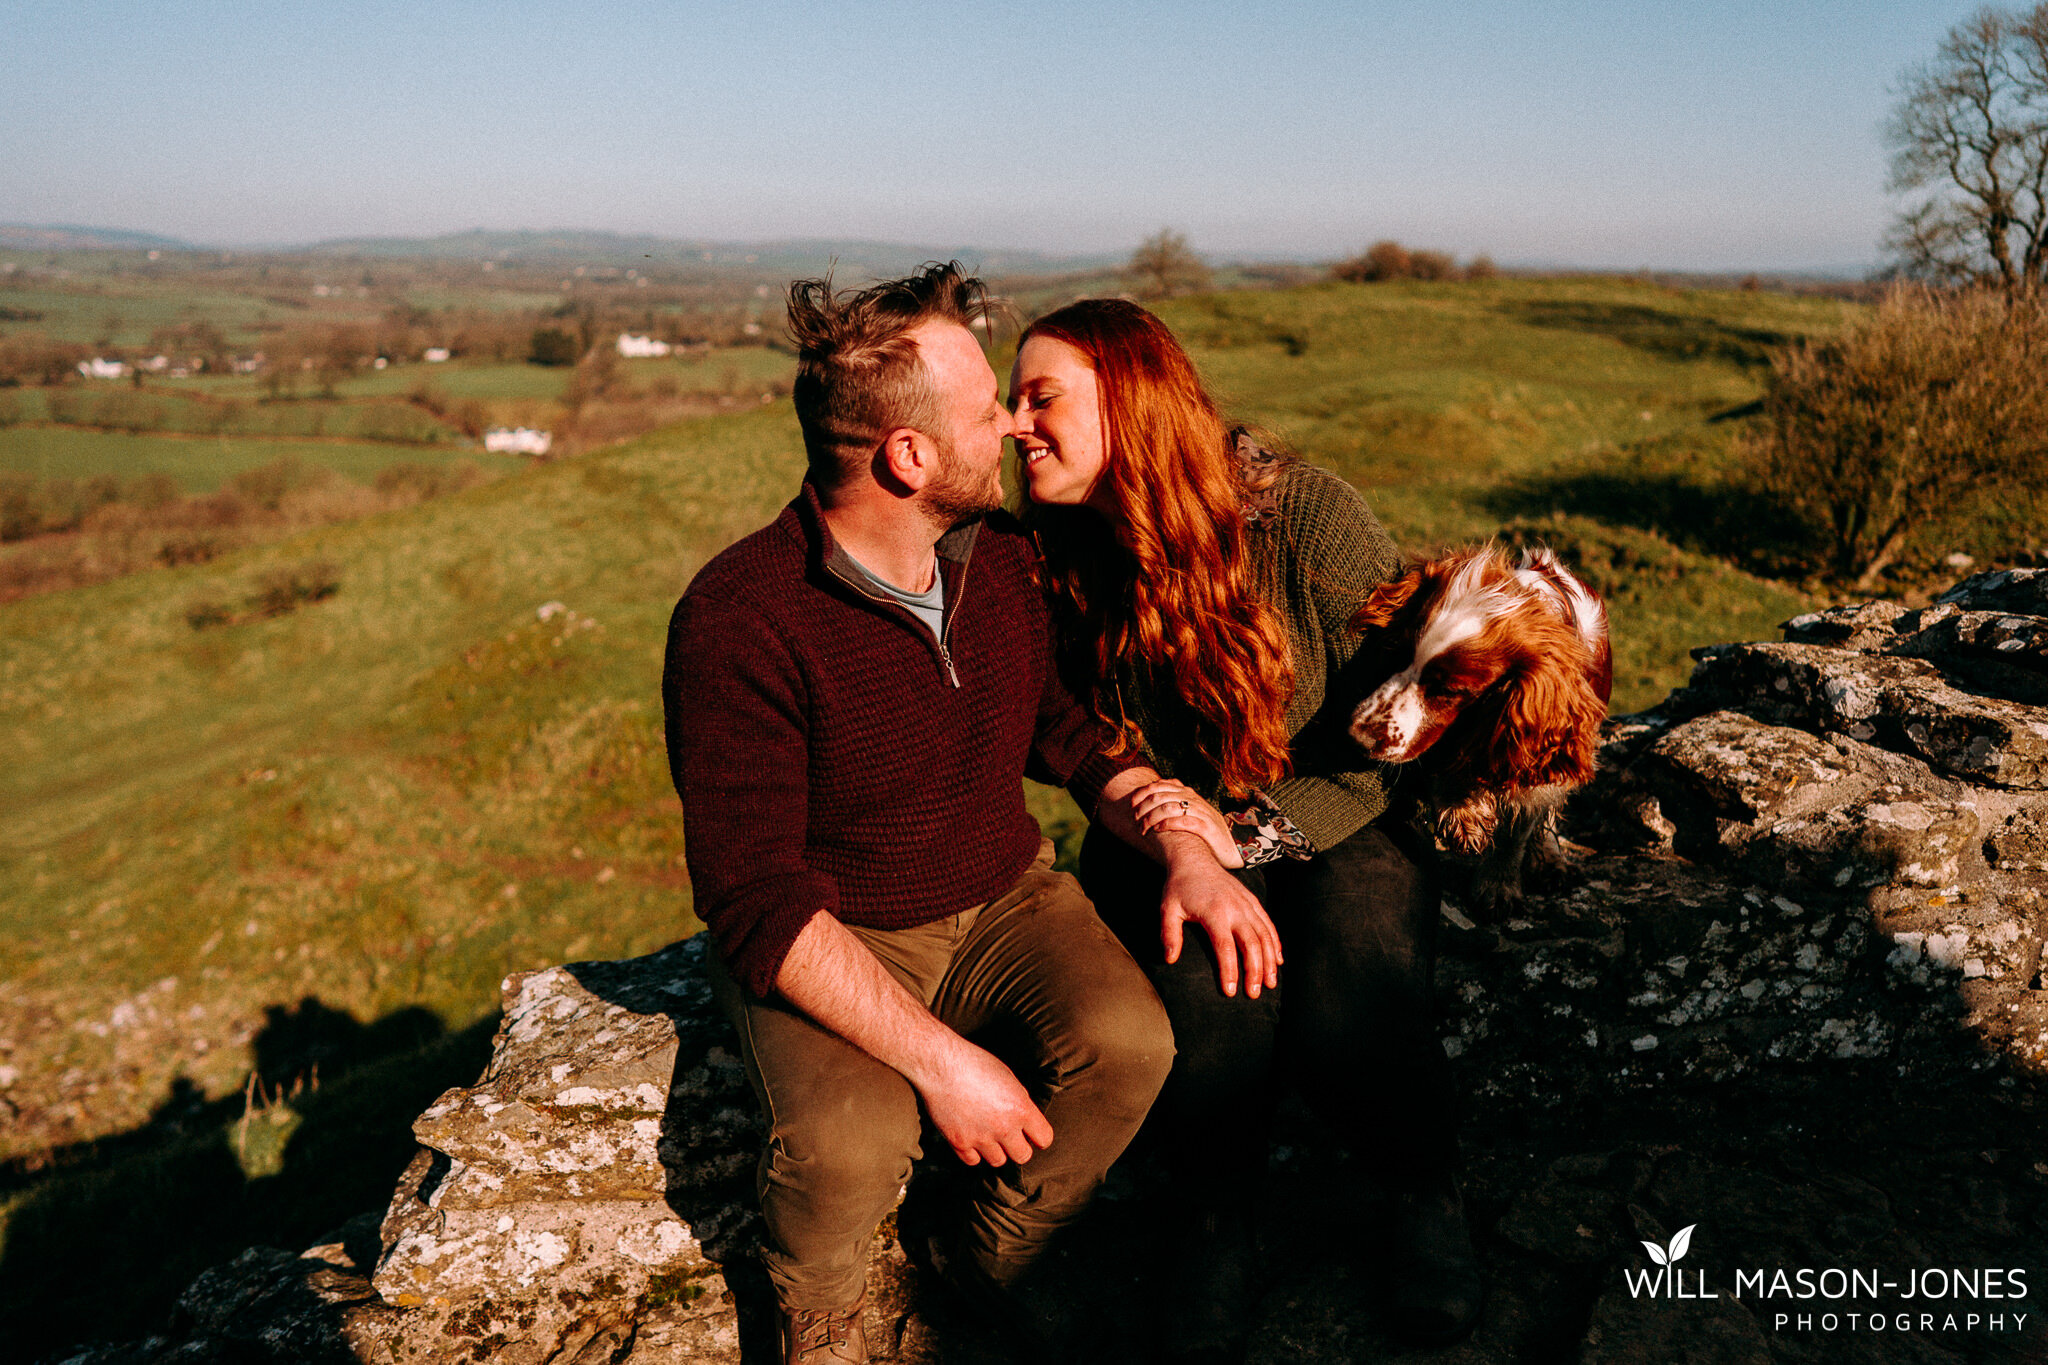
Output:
[0, 1, 1981, 269]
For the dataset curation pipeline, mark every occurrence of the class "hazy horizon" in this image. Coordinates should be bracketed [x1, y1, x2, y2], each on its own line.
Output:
[0, 1, 1983, 273]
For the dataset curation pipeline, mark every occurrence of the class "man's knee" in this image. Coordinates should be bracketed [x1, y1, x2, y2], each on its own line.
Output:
[764, 1082, 923, 1204]
[1055, 976, 1175, 1097]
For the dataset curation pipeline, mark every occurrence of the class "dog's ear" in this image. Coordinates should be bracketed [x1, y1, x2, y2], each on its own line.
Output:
[1350, 571, 1423, 634]
[1489, 638, 1607, 793]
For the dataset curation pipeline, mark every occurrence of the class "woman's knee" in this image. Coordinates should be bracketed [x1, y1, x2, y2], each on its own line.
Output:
[1284, 826, 1438, 973]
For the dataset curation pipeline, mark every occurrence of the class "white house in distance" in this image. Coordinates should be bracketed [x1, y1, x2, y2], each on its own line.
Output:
[423, 347, 451, 363]
[484, 427, 553, 456]
[78, 358, 130, 379]
[616, 332, 671, 358]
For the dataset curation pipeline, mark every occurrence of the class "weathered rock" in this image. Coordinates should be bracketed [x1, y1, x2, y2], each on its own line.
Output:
[1782, 600, 1909, 651]
[364, 939, 761, 1362]
[1885, 604, 2048, 709]
[1578, 1285, 1772, 1365]
[1687, 642, 2048, 789]
[1637, 714, 1985, 893]
[1935, 565, 2048, 617]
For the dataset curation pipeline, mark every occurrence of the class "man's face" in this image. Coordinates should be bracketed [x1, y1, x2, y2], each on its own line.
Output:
[910, 319, 1013, 522]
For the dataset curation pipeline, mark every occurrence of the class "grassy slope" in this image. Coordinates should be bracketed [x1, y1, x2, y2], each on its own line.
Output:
[0, 276, 1860, 1352]
[0, 426, 518, 490]
[0, 275, 1859, 1133]
[1159, 277, 1849, 706]
[0, 283, 284, 349]
[1, 407, 802, 1138]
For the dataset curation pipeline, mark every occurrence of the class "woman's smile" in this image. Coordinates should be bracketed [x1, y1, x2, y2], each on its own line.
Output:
[1009, 334, 1110, 509]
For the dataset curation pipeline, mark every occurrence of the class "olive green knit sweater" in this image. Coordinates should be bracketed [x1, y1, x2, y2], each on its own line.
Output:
[1116, 460, 1404, 852]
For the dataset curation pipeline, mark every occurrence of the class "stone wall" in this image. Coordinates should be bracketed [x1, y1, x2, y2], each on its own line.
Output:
[44, 571, 2048, 1364]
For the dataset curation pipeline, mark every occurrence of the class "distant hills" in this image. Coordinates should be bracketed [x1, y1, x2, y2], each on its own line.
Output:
[0, 224, 1120, 277]
[0, 223, 1874, 283]
[301, 229, 1122, 277]
[0, 224, 197, 251]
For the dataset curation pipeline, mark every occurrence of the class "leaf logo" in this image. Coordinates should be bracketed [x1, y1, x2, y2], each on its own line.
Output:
[1640, 1223, 1696, 1266]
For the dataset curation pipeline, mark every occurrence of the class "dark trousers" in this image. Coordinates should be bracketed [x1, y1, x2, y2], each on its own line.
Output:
[707, 840, 1174, 1311]
[1078, 817, 1458, 1188]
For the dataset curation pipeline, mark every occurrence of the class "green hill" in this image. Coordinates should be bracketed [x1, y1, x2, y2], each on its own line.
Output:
[2, 272, 1857, 1147]
[0, 274, 1855, 1353]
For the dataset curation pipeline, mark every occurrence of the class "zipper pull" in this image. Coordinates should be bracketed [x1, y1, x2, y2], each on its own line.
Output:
[937, 642, 961, 688]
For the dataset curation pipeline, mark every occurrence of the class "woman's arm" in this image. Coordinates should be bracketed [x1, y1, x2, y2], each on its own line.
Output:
[1260, 466, 1405, 850]
[1095, 769, 1282, 999]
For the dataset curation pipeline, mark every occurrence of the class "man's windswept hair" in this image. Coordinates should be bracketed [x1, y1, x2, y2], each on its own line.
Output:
[786, 261, 990, 490]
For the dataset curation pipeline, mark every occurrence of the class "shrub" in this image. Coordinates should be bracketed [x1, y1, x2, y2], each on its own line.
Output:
[0, 473, 40, 541]
[1407, 250, 1456, 281]
[1464, 255, 1500, 281]
[230, 459, 303, 512]
[1333, 240, 1413, 283]
[528, 327, 580, 367]
[127, 473, 181, 511]
[1741, 284, 2048, 587]
[0, 333, 89, 386]
[250, 561, 340, 618]
[373, 461, 484, 501]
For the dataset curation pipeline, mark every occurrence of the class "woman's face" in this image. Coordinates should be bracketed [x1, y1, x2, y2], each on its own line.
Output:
[1009, 335, 1112, 512]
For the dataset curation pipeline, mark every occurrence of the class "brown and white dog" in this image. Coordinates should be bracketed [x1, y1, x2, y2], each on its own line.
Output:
[1347, 545, 1612, 916]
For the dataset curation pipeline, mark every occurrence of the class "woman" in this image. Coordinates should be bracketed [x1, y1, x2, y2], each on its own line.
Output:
[1009, 299, 1481, 1360]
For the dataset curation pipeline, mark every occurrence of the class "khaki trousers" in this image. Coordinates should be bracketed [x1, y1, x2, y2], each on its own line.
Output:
[708, 840, 1173, 1311]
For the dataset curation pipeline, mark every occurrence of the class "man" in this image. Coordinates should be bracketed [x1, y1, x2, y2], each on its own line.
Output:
[663, 263, 1275, 1364]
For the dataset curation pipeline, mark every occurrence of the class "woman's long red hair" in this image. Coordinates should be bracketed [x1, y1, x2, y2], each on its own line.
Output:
[1020, 299, 1294, 796]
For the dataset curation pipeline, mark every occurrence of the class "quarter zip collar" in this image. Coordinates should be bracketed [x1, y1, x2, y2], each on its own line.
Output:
[791, 481, 980, 687]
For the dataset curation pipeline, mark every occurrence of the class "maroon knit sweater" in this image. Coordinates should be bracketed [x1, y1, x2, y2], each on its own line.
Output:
[663, 484, 1138, 997]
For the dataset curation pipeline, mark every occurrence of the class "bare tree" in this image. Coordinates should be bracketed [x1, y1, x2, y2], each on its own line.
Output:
[1127, 229, 1212, 299]
[1885, 3, 2048, 293]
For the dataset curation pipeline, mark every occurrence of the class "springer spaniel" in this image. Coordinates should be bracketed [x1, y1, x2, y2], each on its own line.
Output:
[1347, 546, 1612, 917]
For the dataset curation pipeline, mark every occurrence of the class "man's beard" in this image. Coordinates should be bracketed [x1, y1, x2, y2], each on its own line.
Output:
[920, 435, 1003, 526]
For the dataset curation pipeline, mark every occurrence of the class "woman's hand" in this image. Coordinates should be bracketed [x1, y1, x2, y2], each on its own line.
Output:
[1157, 849, 1283, 998]
[1131, 779, 1242, 869]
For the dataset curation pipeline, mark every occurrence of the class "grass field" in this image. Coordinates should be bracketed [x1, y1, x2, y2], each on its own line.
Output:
[0, 426, 521, 491]
[0, 274, 1861, 1354]
[0, 283, 285, 349]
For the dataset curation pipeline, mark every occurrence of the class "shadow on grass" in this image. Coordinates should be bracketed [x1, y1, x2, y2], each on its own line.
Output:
[1481, 466, 1810, 576]
[1496, 298, 1792, 370]
[0, 999, 498, 1363]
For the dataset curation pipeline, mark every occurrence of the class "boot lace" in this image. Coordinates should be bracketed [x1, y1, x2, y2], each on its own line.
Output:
[790, 1302, 859, 1358]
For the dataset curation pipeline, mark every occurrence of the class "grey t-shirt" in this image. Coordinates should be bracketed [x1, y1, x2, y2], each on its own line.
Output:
[842, 551, 945, 642]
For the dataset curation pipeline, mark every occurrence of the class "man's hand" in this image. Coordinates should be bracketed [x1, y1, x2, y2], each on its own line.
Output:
[1158, 833, 1282, 999]
[773, 911, 1052, 1167]
[911, 1037, 1056, 1167]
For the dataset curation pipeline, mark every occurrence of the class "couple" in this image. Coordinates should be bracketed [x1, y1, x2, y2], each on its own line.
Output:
[663, 263, 1476, 1364]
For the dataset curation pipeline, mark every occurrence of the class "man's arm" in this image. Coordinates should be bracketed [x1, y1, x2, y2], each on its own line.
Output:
[774, 911, 1053, 1167]
[1093, 768, 1283, 1000]
[667, 589, 1053, 1167]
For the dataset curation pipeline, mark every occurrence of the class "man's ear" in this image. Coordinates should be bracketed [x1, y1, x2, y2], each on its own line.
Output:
[878, 426, 934, 493]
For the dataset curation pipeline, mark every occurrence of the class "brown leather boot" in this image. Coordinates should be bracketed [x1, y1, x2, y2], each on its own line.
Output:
[778, 1292, 868, 1364]
[1384, 1174, 1484, 1348]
